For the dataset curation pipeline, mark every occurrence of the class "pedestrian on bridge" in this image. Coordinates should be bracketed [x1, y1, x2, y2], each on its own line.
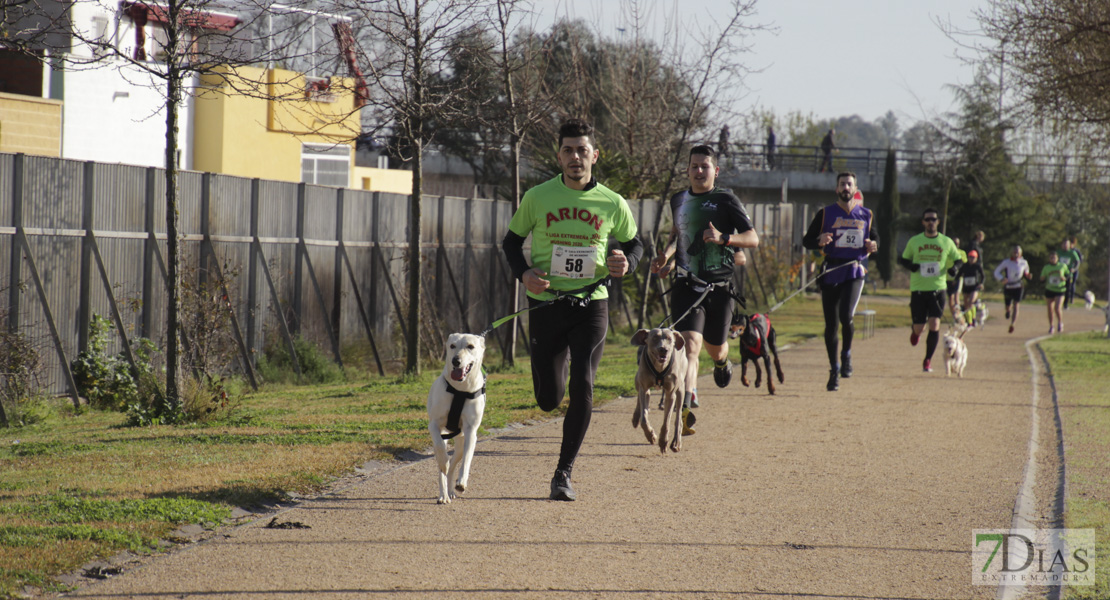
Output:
[802, 171, 878, 391]
[766, 126, 776, 170]
[818, 128, 836, 172]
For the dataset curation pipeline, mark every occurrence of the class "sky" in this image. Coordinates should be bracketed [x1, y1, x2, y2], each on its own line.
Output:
[538, 0, 990, 126]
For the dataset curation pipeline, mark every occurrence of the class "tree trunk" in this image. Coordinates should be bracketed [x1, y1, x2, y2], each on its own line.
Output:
[505, 136, 521, 366]
[164, 66, 182, 412]
[406, 138, 423, 374]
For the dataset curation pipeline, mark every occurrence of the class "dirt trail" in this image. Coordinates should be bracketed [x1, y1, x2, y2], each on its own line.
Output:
[61, 302, 1108, 600]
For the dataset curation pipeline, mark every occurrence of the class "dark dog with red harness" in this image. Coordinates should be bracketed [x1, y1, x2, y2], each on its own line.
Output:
[730, 313, 785, 395]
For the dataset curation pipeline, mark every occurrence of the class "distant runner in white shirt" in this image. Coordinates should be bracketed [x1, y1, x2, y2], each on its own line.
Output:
[993, 245, 1032, 334]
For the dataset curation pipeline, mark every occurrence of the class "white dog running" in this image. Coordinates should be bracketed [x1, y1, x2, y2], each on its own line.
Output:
[943, 328, 968, 378]
[427, 333, 486, 504]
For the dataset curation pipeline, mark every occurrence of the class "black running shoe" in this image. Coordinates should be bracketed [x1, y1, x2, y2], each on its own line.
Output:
[550, 469, 576, 502]
[713, 361, 732, 388]
[840, 355, 852, 378]
[826, 369, 839, 392]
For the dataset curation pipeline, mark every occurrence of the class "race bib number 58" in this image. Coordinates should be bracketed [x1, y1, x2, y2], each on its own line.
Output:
[549, 245, 597, 279]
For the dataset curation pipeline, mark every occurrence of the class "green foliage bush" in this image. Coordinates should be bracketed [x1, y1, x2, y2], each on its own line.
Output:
[257, 335, 345, 385]
[70, 316, 141, 411]
[0, 325, 52, 427]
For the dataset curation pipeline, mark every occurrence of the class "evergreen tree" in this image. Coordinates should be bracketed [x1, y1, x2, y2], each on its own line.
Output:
[876, 149, 900, 284]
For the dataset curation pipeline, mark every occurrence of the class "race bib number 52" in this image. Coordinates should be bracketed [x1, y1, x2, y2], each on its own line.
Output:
[549, 245, 598, 279]
[835, 228, 865, 249]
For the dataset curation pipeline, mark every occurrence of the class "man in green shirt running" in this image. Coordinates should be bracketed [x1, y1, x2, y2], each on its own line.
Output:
[502, 118, 643, 502]
[898, 208, 962, 373]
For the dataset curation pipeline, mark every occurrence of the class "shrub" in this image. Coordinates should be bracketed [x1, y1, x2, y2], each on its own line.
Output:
[257, 335, 344, 385]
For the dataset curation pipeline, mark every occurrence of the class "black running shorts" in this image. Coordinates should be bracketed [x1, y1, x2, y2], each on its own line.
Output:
[909, 290, 947, 324]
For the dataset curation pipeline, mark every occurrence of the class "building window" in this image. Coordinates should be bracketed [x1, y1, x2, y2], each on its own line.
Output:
[301, 143, 350, 187]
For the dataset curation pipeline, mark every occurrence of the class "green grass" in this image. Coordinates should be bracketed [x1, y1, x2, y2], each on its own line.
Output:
[0, 294, 910, 598]
[1039, 332, 1110, 599]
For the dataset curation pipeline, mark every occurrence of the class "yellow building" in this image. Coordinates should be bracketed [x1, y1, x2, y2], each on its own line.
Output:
[0, 92, 62, 157]
[194, 65, 376, 189]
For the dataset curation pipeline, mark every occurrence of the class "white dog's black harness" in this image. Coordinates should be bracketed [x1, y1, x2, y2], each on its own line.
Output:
[442, 377, 485, 440]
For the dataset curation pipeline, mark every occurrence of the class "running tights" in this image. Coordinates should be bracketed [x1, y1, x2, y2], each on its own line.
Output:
[820, 278, 865, 369]
[527, 298, 608, 474]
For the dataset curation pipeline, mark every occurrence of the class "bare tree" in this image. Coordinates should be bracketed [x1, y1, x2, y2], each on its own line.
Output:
[2, 0, 352, 410]
[338, 0, 488, 374]
[971, 0, 1110, 133]
[485, 0, 555, 364]
[635, 0, 764, 327]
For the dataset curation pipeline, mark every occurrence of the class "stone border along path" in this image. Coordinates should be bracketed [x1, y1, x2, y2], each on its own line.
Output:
[52, 301, 1107, 600]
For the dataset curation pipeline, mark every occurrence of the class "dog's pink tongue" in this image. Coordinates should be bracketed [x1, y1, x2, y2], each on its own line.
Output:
[450, 368, 465, 381]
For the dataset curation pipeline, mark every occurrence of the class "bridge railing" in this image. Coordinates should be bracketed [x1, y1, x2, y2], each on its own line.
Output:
[720, 143, 1110, 184]
[720, 143, 927, 176]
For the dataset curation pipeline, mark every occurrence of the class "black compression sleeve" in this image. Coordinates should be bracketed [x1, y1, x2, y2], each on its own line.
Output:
[501, 230, 531, 281]
[802, 209, 825, 250]
[619, 236, 645, 274]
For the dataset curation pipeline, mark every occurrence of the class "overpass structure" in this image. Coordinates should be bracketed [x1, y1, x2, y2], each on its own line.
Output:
[718, 144, 927, 207]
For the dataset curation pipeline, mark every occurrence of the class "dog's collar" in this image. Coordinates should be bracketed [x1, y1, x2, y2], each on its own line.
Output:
[644, 353, 674, 387]
[442, 375, 485, 440]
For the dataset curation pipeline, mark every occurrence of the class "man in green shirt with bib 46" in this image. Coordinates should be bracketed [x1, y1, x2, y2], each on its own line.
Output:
[898, 208, 962, 373]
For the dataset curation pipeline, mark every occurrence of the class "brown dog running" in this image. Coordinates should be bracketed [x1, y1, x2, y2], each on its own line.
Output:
[631, 328, 688, 454]
[731, 313, 785, 395]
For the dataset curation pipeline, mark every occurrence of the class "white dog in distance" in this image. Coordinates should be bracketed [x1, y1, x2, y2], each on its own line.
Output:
[943, 327, 968, 378]
[427, 333, 486, 504]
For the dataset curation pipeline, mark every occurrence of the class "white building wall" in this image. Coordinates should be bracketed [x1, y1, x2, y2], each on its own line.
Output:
[60, 66, 195, 170]
[59, 0, 195, 169]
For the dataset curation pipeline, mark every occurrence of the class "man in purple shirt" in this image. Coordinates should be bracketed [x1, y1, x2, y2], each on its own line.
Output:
[802, 172, 879, 392]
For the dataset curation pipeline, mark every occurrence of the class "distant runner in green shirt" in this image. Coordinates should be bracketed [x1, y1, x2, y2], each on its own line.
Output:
[1054, 238, 1082, 310]
[898, 208, 962, 373]
[1041, 252, 1070, 334]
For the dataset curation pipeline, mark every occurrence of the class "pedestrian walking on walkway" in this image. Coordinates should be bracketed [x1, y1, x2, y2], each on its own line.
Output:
[501, 118, 643, 501]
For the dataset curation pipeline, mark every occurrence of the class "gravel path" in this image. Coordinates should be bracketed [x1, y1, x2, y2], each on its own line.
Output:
[61, 302, 1108, 600]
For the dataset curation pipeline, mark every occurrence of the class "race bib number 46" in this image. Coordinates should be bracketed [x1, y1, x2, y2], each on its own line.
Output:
[919, 261, 941, 277]
[549, 245, 598, 279]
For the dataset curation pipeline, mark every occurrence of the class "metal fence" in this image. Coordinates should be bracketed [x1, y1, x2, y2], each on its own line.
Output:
[1, 153, 681, 398]
[1, 152, 815, 399]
